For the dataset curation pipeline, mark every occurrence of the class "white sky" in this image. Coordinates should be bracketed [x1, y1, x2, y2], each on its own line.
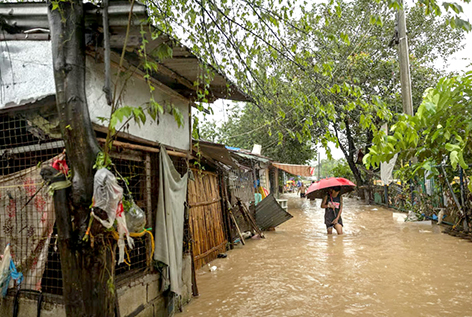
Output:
[199, 1, 472, 161]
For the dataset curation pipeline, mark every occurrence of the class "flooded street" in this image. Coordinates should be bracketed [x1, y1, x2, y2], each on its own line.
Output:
[178, 194, 472, 316]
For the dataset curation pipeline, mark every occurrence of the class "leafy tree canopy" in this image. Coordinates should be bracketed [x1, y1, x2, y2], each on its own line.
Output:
[199, 103, 316, 164]
[319, 158, 354, 180]
[364, 71, 472, 191]
[198, 0, 467, 183]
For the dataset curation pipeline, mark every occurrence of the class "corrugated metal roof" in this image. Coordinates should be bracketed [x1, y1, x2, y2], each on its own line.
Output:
[231, 151, 271, 164]
[194, 139, 239, 169]
[0, 1, 251, 103]
[255, 194, 293, 230]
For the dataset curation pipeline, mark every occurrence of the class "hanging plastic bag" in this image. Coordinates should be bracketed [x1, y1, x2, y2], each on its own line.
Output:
[92, 168, 123, 228]
[0, 244, 23, 298]
[126, 202, 146, 233]
[91, 168, 133, 264]
[116, 203, 134, 264]
[0, 244, 12, 298]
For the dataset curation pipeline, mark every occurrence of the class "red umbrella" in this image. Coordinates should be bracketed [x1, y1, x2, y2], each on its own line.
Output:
[306, 177, 356, 200]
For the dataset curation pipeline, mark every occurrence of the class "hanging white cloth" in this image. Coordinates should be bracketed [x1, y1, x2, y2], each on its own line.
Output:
[425, 170, 433, 196]
[154, 146, 188, 295]
[380, 123, 398, 185]
[381, 154, 398, 185]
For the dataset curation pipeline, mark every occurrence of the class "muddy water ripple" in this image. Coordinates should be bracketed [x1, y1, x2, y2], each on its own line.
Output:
[178, 194, 472, 317]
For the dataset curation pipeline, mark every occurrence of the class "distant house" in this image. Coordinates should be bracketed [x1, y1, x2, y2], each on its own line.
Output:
[0, 1, 249, 316]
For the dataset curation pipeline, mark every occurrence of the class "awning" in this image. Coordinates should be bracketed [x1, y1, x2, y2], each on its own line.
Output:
[272, 163, 315, 177]
[194, 140, 239, 169]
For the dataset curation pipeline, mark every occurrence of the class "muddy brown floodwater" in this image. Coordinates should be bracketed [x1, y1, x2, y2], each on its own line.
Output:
[178, 194, 472, 317]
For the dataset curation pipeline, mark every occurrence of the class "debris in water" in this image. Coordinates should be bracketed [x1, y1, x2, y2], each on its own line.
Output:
[207, 264, 217, 272]
[242, 231, 252, 239]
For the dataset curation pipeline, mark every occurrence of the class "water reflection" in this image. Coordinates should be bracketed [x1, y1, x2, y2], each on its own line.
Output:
[178, 193, 472, 317]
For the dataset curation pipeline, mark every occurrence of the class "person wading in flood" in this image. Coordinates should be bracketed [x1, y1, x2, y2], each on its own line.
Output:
[320, 186, 343, 234]
[298, 183, 306, 198]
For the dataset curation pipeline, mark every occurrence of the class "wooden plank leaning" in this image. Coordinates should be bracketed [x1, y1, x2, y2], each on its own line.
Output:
[228, 203, 245, 245]
[236, 197, 265, 238]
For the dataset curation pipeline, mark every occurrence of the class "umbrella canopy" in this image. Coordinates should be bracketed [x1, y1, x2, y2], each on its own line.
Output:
[306, 177, 356, 200]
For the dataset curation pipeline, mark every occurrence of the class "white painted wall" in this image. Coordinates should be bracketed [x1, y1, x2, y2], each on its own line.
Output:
[0, 41, 190, 151]
[85, 56, 190, 151]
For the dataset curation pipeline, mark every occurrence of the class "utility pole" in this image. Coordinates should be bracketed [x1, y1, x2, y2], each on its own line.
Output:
[397, 0, 414, 116]
[397, 1, 416, 168]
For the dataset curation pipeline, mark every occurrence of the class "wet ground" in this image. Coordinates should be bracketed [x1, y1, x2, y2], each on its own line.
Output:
[178, 193, 472, 316]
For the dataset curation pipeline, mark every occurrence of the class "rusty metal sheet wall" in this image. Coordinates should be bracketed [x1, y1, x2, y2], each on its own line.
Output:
[255, 194, 293, 230]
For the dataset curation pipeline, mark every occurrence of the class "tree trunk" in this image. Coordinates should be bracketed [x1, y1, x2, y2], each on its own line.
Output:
[47, 1, 117, 316]
[334, 122, 364, 186]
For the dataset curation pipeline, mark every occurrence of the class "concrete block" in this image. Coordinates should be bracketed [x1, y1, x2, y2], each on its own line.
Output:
[147, 280, 160, 303]
[119, 283, 147, 317]
[143, 273, 159, 285]
[134, 304, 154, 317]
[153, 296, 167, 317]
[180, 255, 192, 304]
[1, 296, 66, 317]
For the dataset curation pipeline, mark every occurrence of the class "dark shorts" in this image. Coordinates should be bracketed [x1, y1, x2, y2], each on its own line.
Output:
[325, 209, 343, 228]
[300, 193, 306, 198]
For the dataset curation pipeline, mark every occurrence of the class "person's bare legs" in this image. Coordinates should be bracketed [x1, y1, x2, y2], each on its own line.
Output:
[327, 227, 333, 234]
[334, 223, 343, 235]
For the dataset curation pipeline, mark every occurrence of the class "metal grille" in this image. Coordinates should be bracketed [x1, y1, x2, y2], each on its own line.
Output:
[228, 169, 254, 205]
[171, 156, 188, 177]
[0, 111, 63, 294]
[170, 156, 191, 254]
[0, 110, 189, 290]
[40, 227, 62, 295]
[112, 156, 150, 275]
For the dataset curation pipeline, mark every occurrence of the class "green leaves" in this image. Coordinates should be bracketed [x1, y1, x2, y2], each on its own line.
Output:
[447, 17, 472, 32]
[169, 105, 185, 128]
[340, 32, 350, 45]
[51, 1, 59, 11]
[365, 71, 472, 172]
[154, 43, 174, 61]
[442, 2, 463, 14]
[369, 14, 383, 27]
[94, 152, 113, 170]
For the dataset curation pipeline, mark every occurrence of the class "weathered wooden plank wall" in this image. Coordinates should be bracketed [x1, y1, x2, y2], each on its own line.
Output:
[188, 169, 227, 269]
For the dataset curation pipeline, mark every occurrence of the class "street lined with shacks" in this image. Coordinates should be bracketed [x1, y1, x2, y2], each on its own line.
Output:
[0, 0, 471, 316]
[179, 194, 472, 316]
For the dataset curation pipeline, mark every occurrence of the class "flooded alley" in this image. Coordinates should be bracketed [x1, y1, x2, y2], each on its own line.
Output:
[179, 194, 472, 316]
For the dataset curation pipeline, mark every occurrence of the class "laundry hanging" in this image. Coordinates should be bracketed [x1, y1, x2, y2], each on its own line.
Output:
[0, 157, 56, 292]
[380, 124, 398, 185]
[154, 146, 188, 295]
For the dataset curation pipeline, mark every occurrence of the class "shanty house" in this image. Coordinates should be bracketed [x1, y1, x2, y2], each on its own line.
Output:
[0, 1, 249, 316]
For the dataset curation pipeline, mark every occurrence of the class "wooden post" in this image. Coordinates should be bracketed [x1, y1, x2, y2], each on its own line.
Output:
[220, 175, 234, 249]
[274, 168, 279, 199]
[144, 153, 153, 267]
[145, 153, 152, 226]
[384, 185, 389, 207]
[459, 167, 468, 231]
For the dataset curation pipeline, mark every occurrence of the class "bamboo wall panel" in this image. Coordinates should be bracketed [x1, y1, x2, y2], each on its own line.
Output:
[188, 169, 227, 269]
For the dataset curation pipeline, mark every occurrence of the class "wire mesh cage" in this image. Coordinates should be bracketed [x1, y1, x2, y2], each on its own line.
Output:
[0, 111, 63, 294]
[170, 156, 191, 255]
[1, 107, 191, 293]
[112, 156, 150, 276]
